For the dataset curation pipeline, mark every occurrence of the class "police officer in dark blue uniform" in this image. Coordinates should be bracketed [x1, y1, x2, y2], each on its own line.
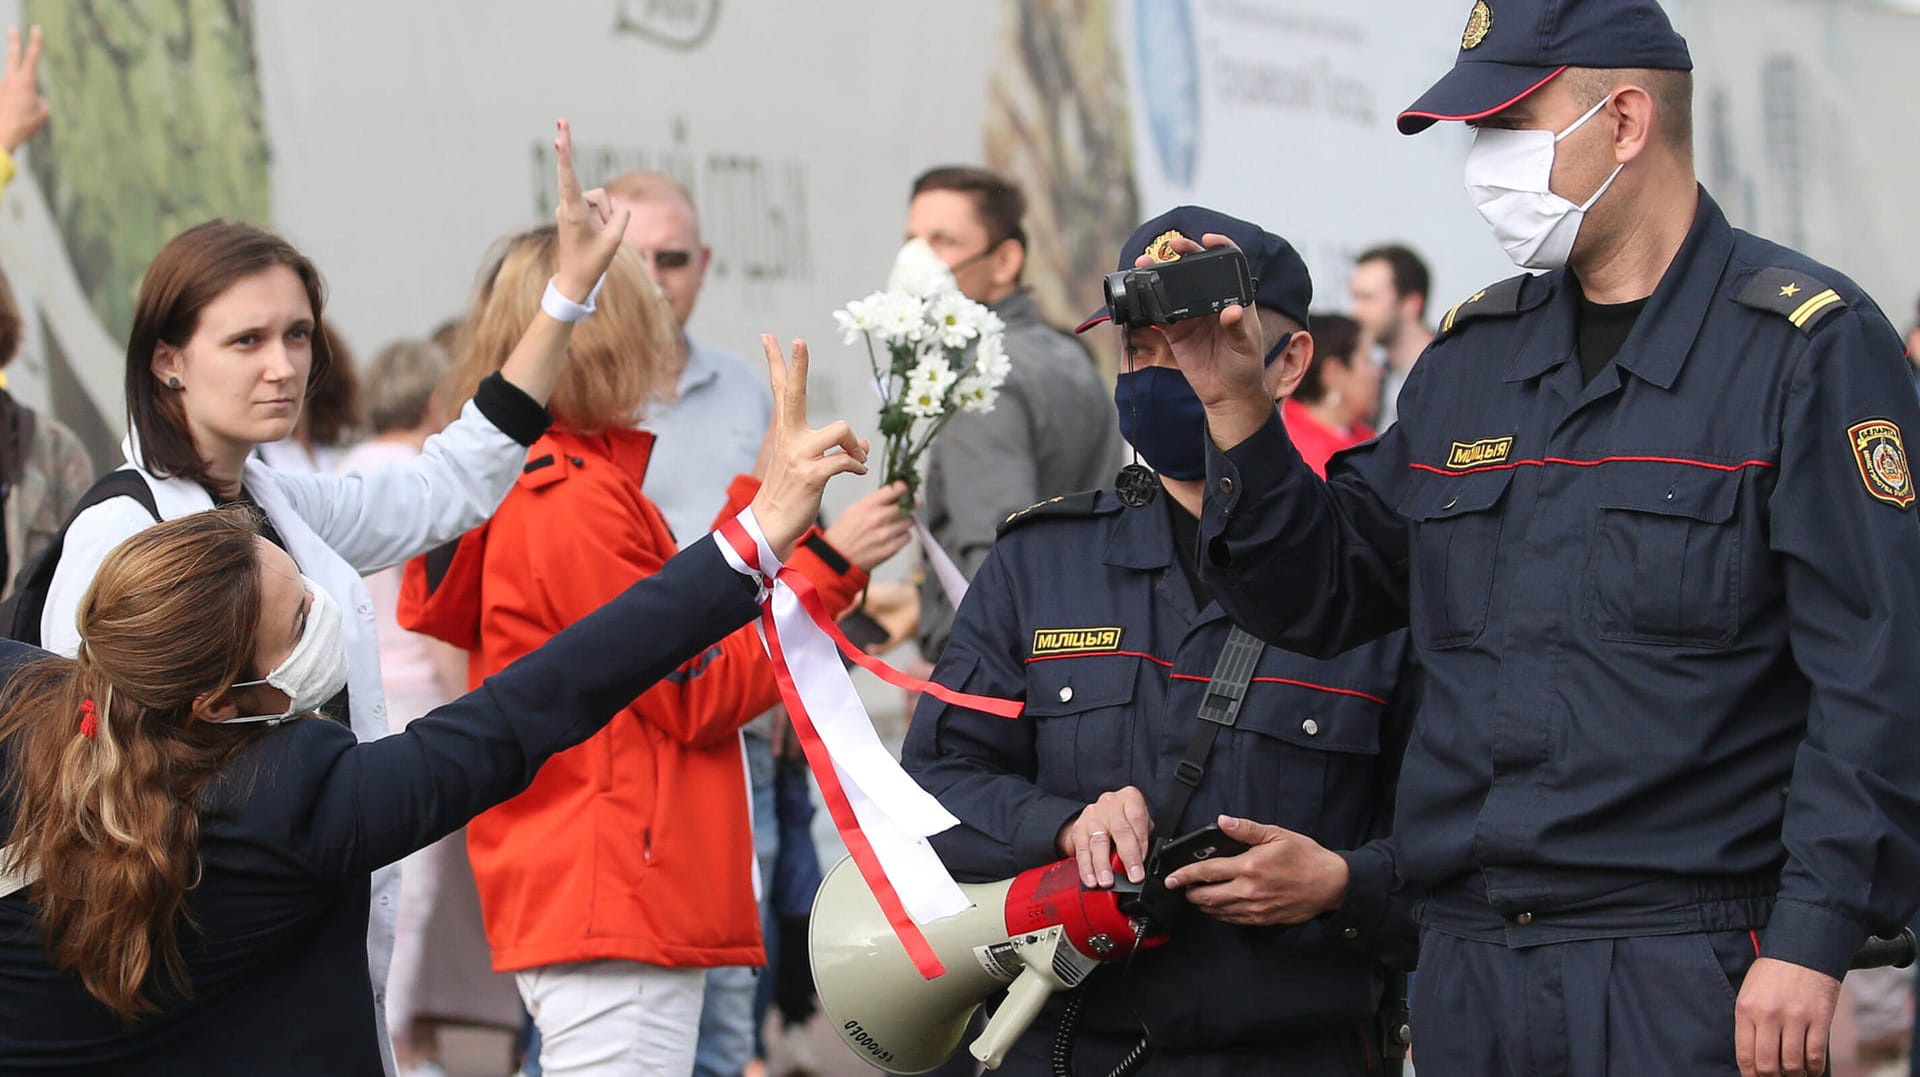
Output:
[902, 207, 1419, 1077]
[1147, 3, 1920, 1076]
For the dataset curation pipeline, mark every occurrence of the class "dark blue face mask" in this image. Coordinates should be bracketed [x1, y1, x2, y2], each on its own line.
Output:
[1114, 332, 1293, 483]
[1115, 366, 1209, 481]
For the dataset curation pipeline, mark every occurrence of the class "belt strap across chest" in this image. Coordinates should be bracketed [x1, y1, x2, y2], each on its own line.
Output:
[1150, 624, 1265, 854]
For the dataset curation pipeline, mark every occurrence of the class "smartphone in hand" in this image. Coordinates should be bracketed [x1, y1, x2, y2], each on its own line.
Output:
[1127, 824, 1252, 928]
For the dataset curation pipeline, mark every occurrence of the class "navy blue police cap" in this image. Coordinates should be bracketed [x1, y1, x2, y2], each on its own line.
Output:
[1076, 205, 1311, 334]
[1398, 0, 1693, 135]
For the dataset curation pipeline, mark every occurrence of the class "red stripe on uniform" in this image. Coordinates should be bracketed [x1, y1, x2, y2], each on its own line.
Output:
[1025, 650, 1387, 706]
[1410, 455, 1777, 477]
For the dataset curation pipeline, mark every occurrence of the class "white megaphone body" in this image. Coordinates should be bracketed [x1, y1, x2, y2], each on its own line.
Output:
[810, 855, 1161, 1072]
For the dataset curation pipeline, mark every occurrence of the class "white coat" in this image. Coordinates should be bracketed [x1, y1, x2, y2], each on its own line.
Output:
[41, 398, 532, 1076]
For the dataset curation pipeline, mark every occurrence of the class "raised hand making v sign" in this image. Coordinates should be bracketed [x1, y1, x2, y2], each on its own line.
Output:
[491, 119, 634, 406]
[749, 334, 871, 556]
[0, 25, 48, 157]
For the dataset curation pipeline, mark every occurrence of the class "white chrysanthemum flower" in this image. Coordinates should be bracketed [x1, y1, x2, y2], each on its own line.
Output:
[833, 304, 868, 346]
[869, 290, 928, 346]
[835, 291, 896, 345]
[927, 293, 987, 350]
[955, 373, 1000, 414]
[978, 309, 1006, 337]
[903, 378, 948, 418]
[908, 355, 958, 395]
[973, 332, 1011, 386]
[887, 238, 957, 299]
[902, 357, 957, 418]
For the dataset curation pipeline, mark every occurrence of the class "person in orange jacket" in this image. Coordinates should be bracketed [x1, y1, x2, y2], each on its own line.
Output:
[400, 226, 911, 1077]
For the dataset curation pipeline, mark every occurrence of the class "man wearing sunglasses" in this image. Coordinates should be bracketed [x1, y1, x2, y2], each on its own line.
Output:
[607, 171, 770, 544]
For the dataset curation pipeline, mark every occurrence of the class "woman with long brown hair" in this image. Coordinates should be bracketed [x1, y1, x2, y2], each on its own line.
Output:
[31, 121, 622, 1048]
[0, 335, 864, 1073]
[400, 224, 910, 1076]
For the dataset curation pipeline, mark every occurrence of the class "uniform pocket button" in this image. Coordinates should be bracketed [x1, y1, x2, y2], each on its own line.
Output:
[1059, 686, 1074, 703]
[1516, 912, 1533, 925]
[1301, 718, 1320, 736]
[1443, 495, 1459, 511]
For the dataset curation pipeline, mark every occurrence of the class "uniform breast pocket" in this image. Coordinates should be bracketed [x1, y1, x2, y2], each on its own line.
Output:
[1400, 471, 1515, 650]
[1231, 681, 1384, 839]
[1588, 469, 1743, 648]
[1022, 655, 1141, 803]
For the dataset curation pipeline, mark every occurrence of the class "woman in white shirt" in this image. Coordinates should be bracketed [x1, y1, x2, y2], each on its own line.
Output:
[38, 120, 627, 1074]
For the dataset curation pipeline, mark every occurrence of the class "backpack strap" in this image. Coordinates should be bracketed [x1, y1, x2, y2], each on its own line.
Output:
[0, 840, 38, 899]
[0, 470, 161, 646]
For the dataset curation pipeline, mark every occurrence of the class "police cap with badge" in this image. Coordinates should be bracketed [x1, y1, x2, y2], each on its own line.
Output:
[1398, 0, 1692, 136]
[1074, 206, 1312, 508]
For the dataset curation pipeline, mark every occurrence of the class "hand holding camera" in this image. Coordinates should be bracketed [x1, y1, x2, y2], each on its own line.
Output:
[1118, 234, 1277, 452]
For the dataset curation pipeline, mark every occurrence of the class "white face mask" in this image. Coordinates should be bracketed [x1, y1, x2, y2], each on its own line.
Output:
[226, 577, 348, 725]
[1464, 94, 1625, 271]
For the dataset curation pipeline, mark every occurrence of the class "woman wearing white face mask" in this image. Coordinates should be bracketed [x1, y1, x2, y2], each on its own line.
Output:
[0, 335, 866, 1073]
[28, 121, 621, 1064]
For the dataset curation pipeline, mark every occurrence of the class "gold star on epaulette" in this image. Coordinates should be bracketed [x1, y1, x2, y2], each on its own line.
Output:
[1780, 283, 1802, 298]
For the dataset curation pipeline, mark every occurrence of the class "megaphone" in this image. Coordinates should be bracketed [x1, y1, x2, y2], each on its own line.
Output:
[810, 855, 1159, 1073]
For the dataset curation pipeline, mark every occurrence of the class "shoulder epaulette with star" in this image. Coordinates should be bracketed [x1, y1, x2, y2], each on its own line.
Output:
[996, 489, 1116, 537]
[1437, 273, 1538, 337]
[1737, 268, 1850, 335]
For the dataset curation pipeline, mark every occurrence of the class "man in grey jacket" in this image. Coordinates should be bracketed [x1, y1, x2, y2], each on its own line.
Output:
[906, 166, 1123, 662]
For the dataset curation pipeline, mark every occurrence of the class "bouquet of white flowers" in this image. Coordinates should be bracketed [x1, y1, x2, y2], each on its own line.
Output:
[834, 241, 1010, 509]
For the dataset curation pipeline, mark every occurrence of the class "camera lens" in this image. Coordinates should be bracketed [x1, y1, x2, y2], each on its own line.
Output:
[1103, 270, 1134, 328]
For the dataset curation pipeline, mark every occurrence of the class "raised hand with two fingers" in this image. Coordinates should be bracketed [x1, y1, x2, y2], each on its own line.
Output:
[750, 335, 871, 558]
[0, 25, 49, 154]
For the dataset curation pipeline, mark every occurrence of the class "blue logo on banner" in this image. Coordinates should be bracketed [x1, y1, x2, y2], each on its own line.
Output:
[1134, 0, 1201, 185]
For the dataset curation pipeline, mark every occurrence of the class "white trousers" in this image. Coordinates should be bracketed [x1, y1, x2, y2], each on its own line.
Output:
[517, 960, 708, 1077]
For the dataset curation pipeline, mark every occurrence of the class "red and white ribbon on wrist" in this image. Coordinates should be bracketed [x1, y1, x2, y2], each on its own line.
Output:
[716, 509, 1022, 978]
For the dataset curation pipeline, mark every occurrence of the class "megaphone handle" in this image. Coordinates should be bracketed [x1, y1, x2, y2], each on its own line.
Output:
[972, 966, 1060, 1069]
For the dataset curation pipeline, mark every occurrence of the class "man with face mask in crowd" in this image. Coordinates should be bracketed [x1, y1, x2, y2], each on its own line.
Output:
[900, 207, 1419, 1077]
[905, 168, 1125, 663]
[1155, 2, 1920, 1075]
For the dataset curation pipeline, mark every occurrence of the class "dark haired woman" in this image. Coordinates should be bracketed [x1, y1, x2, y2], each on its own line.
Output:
[256, 322, 365, 474]
[0, 334, 863, 1073]
[1278, 312, 1385, 478]
[35, 120, 626, 1061]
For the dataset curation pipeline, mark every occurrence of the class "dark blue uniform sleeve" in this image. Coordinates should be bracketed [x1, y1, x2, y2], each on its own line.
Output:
[263, 537, 761, 879]
[1199, 405, 1414, 657]
[1762, 309, 1920, 980]
[903, 545, 1087, 883]
[1325, 647, 1421, 970]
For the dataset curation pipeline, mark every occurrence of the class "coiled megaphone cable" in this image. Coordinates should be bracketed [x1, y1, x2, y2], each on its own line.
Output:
[1051, 920, 1154, 1077]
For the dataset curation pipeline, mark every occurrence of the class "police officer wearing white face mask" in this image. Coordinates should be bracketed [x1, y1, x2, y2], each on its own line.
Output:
[1147, 2, 1920, 1076]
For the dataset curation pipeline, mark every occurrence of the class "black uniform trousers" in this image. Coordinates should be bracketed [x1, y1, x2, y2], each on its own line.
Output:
[1411, 928, 1760, 1077]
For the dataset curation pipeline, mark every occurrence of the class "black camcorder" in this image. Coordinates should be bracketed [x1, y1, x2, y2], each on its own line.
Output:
[1103, 246, 1255, 329]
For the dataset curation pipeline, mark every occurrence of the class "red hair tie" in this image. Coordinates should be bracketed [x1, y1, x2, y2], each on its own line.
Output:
[79, 698, 98, 740]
